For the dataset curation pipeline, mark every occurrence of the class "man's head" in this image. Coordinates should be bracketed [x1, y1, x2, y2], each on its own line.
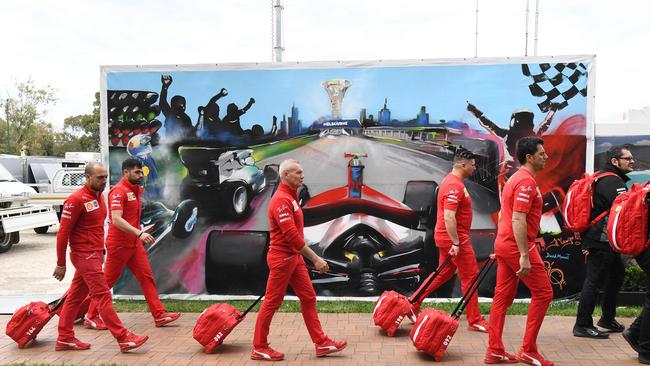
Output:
[171, 95, 186, 113]
[607, 145, 634, 174]
[122, 158, 144, 185]
[516, 136, 547, 172]
[452, 146, 477, 179]
[509, 109, 535, 131]
[279, 159, 304, 189]
[84, 162, 108, 192]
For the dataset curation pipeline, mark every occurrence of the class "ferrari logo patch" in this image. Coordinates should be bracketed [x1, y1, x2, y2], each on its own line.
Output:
[127, 192, 136, 201]
[292, 200, 299, 211]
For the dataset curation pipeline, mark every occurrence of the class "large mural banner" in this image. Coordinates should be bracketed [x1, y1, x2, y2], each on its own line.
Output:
[101, 56, 593, 299]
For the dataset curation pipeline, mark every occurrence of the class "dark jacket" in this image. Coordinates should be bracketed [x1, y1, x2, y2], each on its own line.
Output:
[582, 163, 630, 248]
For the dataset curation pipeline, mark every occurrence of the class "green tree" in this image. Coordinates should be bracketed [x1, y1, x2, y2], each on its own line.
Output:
[62, 92, 100, 152]
[1, 79, 57, 155]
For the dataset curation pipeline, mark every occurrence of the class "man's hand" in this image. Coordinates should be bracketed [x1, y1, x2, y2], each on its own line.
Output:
[466, 101, 483, 118]
[448, 244, 460, 257]
[249, 97, 256, 104]
[516, 254, 531, 277]
[140, 232, 155, 245]
[219, 88, 228, 96]
[53, 266, 66, 281]
[161, 75, 173, 86]
[313, 257, 330, 273]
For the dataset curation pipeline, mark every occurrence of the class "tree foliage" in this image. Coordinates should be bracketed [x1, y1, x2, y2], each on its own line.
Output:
[0, 80, 99, 156]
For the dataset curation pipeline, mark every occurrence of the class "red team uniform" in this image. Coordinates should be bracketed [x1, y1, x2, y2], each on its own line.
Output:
[56, 185, 140, 350]
[86, 177, 175, 326]
[253, 183, 327, 349]
[410, 173, 485, 329]
[487, 167, 553, 363]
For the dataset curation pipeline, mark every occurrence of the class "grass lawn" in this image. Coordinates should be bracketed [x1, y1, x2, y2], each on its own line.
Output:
[113, 299, 643, 318]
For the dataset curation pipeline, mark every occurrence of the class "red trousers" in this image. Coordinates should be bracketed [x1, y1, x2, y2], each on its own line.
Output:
[410, 243, 482, 325]
[253, 253, 327, 348]
[58, 250, 127, 340]
[87, 244, 165, 319]
[487, 246, 553, 353]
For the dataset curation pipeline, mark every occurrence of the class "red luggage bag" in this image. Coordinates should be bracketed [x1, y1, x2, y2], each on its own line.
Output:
[410, 257, 495, 361]
[5, 296, 66, 348]
[373, 255, 453, 336]
[194, 294, 263, 353]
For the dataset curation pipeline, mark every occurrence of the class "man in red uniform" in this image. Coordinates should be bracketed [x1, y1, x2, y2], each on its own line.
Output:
[84, 158, 180, 330]
[251, 159, 347, 361]
[484, 136, 554, 365]
[408, 147, 488, 332]
[52, 162, 148, 352]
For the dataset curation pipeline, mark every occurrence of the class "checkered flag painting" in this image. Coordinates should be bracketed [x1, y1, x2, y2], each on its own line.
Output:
[522, 63, 588, 113]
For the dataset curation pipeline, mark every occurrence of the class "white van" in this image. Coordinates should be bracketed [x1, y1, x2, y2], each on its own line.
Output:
[0, 163, 58, 253]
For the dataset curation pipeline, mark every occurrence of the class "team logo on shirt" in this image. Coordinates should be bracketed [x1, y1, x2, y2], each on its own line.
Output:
[291, 200, 300, 211]
[84, 200, 100, 212]
[463, 188, 469, 197]
[126, 192, 136, 201]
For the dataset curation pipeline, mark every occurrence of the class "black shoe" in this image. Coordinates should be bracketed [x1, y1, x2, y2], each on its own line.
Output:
[639, 353, 650, 365]
[597, 318, 625, 332]
[573, 325, 610, 339]
[622, 329, 641, 353]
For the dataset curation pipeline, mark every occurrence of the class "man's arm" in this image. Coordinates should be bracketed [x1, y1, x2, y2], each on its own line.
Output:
[160, 75, 172, 116]
[272, 198, 307, 252]
[111, 210, 154, 245]
[443, 209, 460, 256]
[535, 104, 558, 136]
[512, 211, 531, 276]
[53, 197, 82, 280]
[467, 101, 508, 138]
[300, 245, 329, 273]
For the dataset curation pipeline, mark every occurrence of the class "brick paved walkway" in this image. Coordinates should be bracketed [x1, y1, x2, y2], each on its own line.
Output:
[0, 313, 640, 365]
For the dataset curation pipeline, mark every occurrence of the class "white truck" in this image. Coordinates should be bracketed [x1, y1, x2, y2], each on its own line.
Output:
[0, 163, 59, 253]
[28, 167, 86, 233]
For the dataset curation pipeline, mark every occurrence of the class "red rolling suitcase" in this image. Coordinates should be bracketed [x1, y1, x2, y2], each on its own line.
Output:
[5, 296, 66, 348]
[410, 257, 495, 361]
[373, 255, 453, 336]
[193, 294, 263, 353]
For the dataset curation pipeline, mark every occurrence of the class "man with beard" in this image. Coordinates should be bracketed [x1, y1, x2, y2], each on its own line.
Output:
[53, 162, 148, 352]
[573, 146, 634, 339]
[485, 136, 554, 366]
[84, 158, 180, 329]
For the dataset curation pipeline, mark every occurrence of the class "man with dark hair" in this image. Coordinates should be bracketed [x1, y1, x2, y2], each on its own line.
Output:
[573, 145, 634, 339]
[53, 162, 148, 352]
[84, 158, 180, 329]
[251, 159, 346, 361]
[485, 136, 554, 366]
[408, 147, 488, 332]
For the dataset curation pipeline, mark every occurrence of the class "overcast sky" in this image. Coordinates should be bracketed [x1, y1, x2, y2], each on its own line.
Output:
[1, 0, 647, 130]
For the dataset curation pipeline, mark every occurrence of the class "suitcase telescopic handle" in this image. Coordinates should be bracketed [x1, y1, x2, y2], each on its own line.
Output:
[409, 254, 454, 305]
[451, 256, 496, 318]
[238, 294, 265, 320]
[48, 294, 67, 314]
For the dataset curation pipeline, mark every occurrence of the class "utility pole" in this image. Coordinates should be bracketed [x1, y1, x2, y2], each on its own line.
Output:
[4, 98, 9, 154]
[525, 0, 530, 56]
[534, 0, 540, 56]
[474, 0, 479, 58]
[272, 0, 284, 62]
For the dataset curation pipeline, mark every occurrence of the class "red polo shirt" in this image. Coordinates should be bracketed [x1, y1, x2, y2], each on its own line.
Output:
[434, 173, 473, 246]
[268, 182, 305, 256]
[56, 185, 107, 266]
[495, 166, 542, 256]
[106, 178, 143, 248]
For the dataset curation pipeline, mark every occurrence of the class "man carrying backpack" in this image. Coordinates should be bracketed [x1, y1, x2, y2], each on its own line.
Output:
[622, 196, 650, 364]
[573, 145, 634, 339]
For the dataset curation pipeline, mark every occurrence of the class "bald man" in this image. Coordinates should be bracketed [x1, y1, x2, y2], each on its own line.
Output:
[53, 162, 148, 353]
[251, 159, 347, 361]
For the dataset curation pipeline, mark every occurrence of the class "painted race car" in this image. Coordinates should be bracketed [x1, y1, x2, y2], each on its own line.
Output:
[141, 199, 199, 253]
[178, 146, 274, 219]
[205, 152, 439, 296]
